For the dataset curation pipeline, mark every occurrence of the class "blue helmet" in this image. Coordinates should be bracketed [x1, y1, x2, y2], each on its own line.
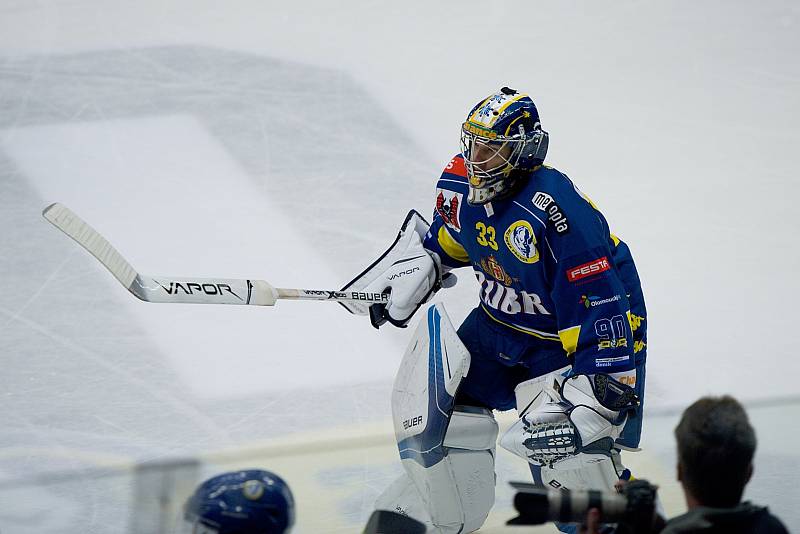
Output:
[184, 469, 295, 534]
[460, 87, 549, 204]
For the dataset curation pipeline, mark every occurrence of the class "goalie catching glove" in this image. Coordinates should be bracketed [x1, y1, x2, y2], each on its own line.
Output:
[500, 373, 639, 469]
[340, 210, 454, 328]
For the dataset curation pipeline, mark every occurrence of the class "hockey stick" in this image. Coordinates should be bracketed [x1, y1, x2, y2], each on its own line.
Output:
[42, 203, 389, 307]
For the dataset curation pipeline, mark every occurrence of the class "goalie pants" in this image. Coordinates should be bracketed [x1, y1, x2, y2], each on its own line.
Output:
[454, 307, 646, 448]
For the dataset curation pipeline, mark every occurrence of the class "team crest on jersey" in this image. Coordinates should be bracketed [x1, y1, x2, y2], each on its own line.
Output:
[435, 188, 462, 232]
[504, 220, 539, 264]
[480, 255, 513, 285]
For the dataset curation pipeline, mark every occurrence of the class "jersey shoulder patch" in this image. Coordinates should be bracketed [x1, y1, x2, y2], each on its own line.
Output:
[441, 154, 468, 181]
[435, 188, 464, 233]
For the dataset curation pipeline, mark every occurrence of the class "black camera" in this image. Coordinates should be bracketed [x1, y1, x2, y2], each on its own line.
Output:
[508, 479, 659, 534]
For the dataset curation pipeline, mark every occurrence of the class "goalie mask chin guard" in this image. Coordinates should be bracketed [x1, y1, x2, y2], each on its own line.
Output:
[460, 87, 549, 204]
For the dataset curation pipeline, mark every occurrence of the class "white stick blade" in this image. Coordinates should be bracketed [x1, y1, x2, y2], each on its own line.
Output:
[42, 202, 138, 290]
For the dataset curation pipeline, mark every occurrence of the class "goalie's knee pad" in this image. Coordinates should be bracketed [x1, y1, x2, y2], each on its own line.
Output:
[376, 304, 498, 533]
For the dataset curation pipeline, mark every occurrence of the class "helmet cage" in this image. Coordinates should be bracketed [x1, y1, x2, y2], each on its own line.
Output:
[460, 126, 523, 186]
[460, 121, 548, 204]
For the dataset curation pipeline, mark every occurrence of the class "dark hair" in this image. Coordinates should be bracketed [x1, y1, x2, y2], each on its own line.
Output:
[674, 395, 757, 507]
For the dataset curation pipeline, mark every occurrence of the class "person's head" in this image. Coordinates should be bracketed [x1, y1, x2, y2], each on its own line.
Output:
[183, 469, 295, 534]
[674, 396, 757, 508]
[460, 87, 548, 205]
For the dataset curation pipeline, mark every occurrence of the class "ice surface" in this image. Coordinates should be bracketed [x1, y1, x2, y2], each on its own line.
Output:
[0, 1, 798, 532]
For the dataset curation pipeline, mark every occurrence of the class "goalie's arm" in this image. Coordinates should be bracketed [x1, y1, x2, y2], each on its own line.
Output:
[42, 203, 389, 307]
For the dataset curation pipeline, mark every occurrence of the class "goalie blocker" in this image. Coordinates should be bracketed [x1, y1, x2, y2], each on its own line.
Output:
[340, 211, 454, 328]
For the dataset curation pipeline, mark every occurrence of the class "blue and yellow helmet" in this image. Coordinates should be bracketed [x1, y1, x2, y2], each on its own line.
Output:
[460, 87, 548, 204]
[184, 469, 295, 534]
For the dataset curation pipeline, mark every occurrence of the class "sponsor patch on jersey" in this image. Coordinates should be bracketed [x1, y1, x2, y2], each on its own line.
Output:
[504, 220, 539, 263]
[532, 191, 569, 234]
[435, 188, 462, 232]
[475, 272, 552, 317]
[595, 355, 630, 367]
[566, 257, 610, 282]
[579, 294, 622, 308]
[599, 338, 628, 350]
[480, 255, 513, 285]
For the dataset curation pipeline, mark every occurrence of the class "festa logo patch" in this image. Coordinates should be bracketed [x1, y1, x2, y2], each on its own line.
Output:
[504, 220, 539, 263]
[532, 192, 569, 234]
[242, 480, 265, 500]
[567, 257, 610, 282]
[579, 294, 622, 309]
[480, 255, 513, 285]
[435, 188, 462, 232]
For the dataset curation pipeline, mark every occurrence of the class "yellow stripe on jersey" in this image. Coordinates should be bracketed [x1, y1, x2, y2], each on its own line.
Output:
[558, 325, 581, 356]
[437, 225, 469, 263]
[480, 305, 561, 341]
[610, 233, 621, 247]
[576, 187, 600, 210]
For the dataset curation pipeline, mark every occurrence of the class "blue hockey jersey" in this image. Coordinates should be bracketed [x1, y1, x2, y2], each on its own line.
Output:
[423, 155, 647, 376]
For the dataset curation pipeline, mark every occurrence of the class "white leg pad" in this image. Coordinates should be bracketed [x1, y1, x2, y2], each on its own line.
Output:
[377, 408, 498, 533]
[375, 473, 435, 530]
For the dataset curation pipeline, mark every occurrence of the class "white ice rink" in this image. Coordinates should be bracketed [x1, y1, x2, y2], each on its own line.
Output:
[1, 1, 798, 532]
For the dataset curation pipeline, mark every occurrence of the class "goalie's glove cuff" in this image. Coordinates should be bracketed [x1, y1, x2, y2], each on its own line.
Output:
[561, 374, 639, 425]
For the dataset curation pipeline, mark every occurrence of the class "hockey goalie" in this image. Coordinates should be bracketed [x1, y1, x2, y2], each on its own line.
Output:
[341, 87, 648, 533]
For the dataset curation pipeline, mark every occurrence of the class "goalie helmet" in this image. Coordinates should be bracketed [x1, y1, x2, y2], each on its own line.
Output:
[183, 469, 295, 534]
[460, 87, 549, 204]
